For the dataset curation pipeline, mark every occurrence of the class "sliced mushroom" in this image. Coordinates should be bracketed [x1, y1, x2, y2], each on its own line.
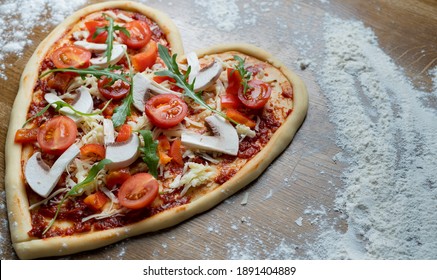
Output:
[186, 52, 223, 92]
[44, 86, 93, 122]
[103, 119, 115, 146]
[105, 134, 140, 170]
[132, 73, 181, 112]
[181, 115, 239, 156]
[25, 144, 80, 198]
[73, 41, 107, 52]
[90, 44, 127, 68]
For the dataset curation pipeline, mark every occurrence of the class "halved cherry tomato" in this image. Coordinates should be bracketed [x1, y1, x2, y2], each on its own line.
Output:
[80, 144, 106, 160]
[85, 20, 108, 43]
[119, 20, 152, 49]
[84, 191, 108, 211]
[14, 128, 38, 144]
[98, 77, 130, 100]
[37, 116, 78, 155]
[131, 40, 158, 72]
[157, 135, 172, 165]
[116, 124, 132, 142]
[225, 108, 256, 129]
[220, 94, 242, 109]
[47, 72, 75, 93]
[145, 94, 188, 129]
[106, 168, 131, 189]
[238, 79, 272, 109]
[51, 46, 91, 69]
[169, 139, 183, 166]
[226, 68, 243, 95]
[118, 173, 159, 209]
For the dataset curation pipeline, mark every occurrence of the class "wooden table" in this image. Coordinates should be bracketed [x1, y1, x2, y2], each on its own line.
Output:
[1, 0, 436, 259]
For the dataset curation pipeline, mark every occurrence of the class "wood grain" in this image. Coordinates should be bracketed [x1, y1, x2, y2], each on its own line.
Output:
[0, 0, 436, 259]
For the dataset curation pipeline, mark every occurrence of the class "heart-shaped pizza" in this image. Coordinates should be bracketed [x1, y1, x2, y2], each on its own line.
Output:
[5, 1, 308, 259]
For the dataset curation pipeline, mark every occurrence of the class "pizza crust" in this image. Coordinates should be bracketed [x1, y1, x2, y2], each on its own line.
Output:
[5, 3, 308, 259]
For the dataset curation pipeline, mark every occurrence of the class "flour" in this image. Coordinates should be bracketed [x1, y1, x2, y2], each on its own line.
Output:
[306, 16, 437, 259]
[0, 0, 87, 79]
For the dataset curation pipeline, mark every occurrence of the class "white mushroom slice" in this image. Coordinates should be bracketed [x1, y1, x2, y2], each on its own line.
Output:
[74, 41, 107, 52]
[181, 115, 239, 156]
[192, 60, 223, 91]
[103, 119, 115, 146]
[44, 86, 93, 122]
[105, 134, 140, 170]
[90, 44, 127, 68]
[25, 144, 80, 198]
[132, 73, 182, 112]
[186, 52, 200, 84]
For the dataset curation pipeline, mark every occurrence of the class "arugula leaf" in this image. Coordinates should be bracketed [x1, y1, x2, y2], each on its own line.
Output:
[42, 159, 112, 235]
[40, 65, 130, 85]
[112, 50, 134, 127]
[22, 99, 112, 128]
[138, 130, 159, 178]
[233, 55, 252, 94]
[155, 44, 239, 125]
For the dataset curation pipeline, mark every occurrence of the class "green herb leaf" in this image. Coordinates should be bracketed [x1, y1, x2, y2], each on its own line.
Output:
[233, 55, 252, 94]
[40, 65, 130, 85]
[138, 130, 159, 178]
[155, 44, 240, 125]
[43, 159, 112, 235]
[112, 93, 133, 127]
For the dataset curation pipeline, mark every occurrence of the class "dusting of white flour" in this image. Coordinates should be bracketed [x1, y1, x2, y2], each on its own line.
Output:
[306, 16, 437, 259]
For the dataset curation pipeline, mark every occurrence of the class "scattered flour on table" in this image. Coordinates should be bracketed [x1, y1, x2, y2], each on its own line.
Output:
[306, 16, 437, 259]
[0, 0, 87, 79]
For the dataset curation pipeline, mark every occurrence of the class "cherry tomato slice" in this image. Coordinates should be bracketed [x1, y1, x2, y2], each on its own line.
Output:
[226, 68, 243, 95]
[116, 124, 132, 142]
[37, 116, 78, 155]
[106, 168, 131, 189]
[80, 144, 106, 160]
[238, 79, 272, 109]
[15, 128, 39, 144]
[225, 108, 256, 129]
[118, 173, 159, 209]
[131, 40, 158, 72]
[98, 77, 130, 100]
[145, 94, 188, 129]
[119, 20, 152, 49]
[169, 139, 184, 166]
[85, 20, 108, 43]
[51, 46, 91, 69]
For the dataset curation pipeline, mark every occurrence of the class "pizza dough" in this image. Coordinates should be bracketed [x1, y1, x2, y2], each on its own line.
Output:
[4, 1, 308, 259]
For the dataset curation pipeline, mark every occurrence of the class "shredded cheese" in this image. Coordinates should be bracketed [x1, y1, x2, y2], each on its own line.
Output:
[169, 162, 217, 196]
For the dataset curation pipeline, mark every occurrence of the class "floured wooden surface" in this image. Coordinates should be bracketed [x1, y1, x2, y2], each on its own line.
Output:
[1, 0, 436, 259]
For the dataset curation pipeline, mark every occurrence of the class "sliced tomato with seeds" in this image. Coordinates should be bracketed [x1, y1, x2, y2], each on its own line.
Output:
[226, 68, 243, 95]
[14, 128, 39, 144]
[80, 144, 106, 160]
[225, 108, 256, 129]
[85, 20, 108, 43]
[145, 94, 188, 129]
[106, 168, 131, 189]
[51, 46, 91, 69]
[98, 77, 130, 100]
[118, 173, 159, 209]
[238, 79, 272, 109]
[119, 20, 152, 49]
[116, 124, 132, 142]
[131, 40, 158, 72]
[37, 116, 78, 155]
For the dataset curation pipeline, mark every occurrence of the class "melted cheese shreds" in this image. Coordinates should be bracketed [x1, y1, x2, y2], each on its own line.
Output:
[169, 162, 217, 196]
[127, 114, 152, 131]
[78, 115, 105, 145]
[236, 124, 256, 138]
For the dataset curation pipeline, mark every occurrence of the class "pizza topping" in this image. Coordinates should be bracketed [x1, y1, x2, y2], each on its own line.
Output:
[145, 94, 188, 129]
[181, 115, 239, 156]
[169, 162, 217, 196]
[83, 191, 109, 211]
[80, 144, 106, 160]
[232, 55, 252, 95]
[37, 116, 78, 155]
[138, 130, 160, 178]
[106, 168, 131, 189]
[103, 119, 115, 145]
[51, 45, 91, 69]
[105, 134, 140, 170]
[237, 79, 272, 109]
[14, 128, 39, 144]
[186, 52, 201, 84]
[119, 20, 152, 50]
[85, 20, 108, 44]
[90, 44, 127, 68]
[131, 40, 158, 72]
[73, 41, 107, 52]
[44, 86, 94, 121]
[118, 173, 159, 209]
[186, 53, 223, 91]
[225, 108, 256, 129]
[25, 143, 80, 198]
[98, 76, 130, 100]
